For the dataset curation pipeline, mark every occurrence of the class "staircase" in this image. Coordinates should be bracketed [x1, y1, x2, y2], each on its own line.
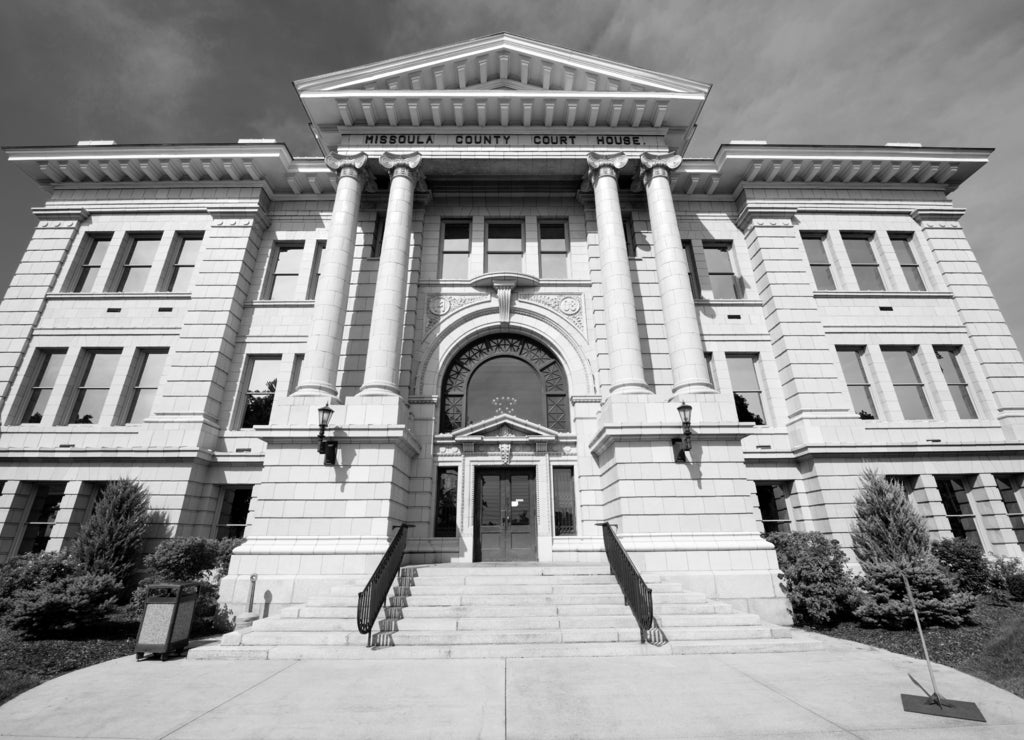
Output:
[191, 563, 820, 660]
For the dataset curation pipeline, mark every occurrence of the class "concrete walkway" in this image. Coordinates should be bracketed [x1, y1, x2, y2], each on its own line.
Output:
[2, 635, 1024, 739]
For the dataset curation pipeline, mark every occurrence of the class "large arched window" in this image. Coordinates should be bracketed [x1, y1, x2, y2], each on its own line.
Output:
[440, 334, 568, 432]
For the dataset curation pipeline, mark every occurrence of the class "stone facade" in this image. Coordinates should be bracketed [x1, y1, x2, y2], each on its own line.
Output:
[2, 35, 1024, 626]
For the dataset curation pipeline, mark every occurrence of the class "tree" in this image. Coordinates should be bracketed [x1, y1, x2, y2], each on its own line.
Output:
[851, 470, 930, 569]
[69, 478, 150, 590]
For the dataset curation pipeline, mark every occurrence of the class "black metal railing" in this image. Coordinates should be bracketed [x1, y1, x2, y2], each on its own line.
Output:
[598, 522, 653, 643]
[357, 524, 412, 647]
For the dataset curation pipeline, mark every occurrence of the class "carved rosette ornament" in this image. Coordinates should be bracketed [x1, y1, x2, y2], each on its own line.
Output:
[499, 442, 513, 465]
[424, 295, 489, 333]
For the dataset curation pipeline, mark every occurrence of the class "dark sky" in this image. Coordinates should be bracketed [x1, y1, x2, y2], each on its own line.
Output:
[2, 0, 1023, 351]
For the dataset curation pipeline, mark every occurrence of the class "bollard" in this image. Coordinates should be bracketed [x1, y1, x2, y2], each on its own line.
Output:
[247, 574, 257, 613]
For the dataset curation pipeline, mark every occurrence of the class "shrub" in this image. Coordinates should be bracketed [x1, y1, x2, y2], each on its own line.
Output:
[69, 478, 150, 591]
[855, 561, 976, 629]
[767, 531, 859, 628]
[851, 470, 930, 569]
[988, 557, 1024, 598]
[0, 552, 118, 637]
[129, 537, 242, 634]
[1008, 573, 1024, 601]
[932, 538, 989, 594]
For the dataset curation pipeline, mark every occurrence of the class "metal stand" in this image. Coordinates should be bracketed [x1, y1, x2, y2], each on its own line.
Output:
[899, 572, 985, 722]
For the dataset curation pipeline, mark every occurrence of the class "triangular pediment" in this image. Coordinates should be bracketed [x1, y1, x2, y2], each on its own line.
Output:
[451, 413, 559, 440]
[296, 33, 708, 96]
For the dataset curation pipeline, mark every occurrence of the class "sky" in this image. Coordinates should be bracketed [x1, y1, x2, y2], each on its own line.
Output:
[1, 0, 1023, 350]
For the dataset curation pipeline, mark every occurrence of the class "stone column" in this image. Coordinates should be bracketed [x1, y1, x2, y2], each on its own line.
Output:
[640, 152, 712, 397]
[587, 152, 650, 396]
[295, 152, 370, 398]
[359, 152, 423, 397]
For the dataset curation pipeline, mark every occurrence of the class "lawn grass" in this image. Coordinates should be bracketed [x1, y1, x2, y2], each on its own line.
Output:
[0, 612, 138, 706]
[817, 595, 1024, 699]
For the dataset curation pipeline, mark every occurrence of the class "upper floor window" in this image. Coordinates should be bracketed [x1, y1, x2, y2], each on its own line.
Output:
[20, 349, 67, 424]
[69, 349, 122, 424]
[539, 221, 569, 279]
[264, 242, 303, 300]
[485, 221, 524, 273]
[935, 346, 977, 419]
[115, 234, 161, 292]
[726, 354, 765, 424]
[889, 233, 926, 291]
[882, 347, 931, 420]
[369, 212, 386, 260]
[837, 347, 877, 420]
[239, 355, 280, 428]
[165, 234, 202, 292]
[802, 233, 836, 290]
[306, 240, 326, 300]
[439, 221, 471, 279]
[704, 241, 743, 298]
[123, 349, 168, 424]
[843, 233, 885, 291]
[72, 234, 112, 293]
[623, 215, 637, 259]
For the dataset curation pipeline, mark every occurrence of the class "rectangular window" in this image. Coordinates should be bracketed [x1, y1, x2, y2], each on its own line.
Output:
[440, 221, 471, 279]
[843, 233, 885, 291]
[18, 484, 65, 555]
[166, 234, 202, 292]
[704, 241, 742, 298]
[20, 349, 67, 424]
[124, 349, 168, 424]
[755, 482, 791, 534]
[369, 212, 386, 260]
[802, 233, 836, 290]
[434, 468, 458, 538]
[306, 240, 326, 299]
[726, 354, 765, 425]
[69, 349, 121, 424]
[264, 242, 303, 300]
[73, 234, 112, 292]
[485, 221, 524, 273]
[539, 221, 569, 279]
[935, 477, 982, 544]
[995, 475, 1024, 547]
[288, 354, 304, 395]
[115, 234, 161, 292]
[217, 487, 252, 539]
[623, 216, 637, 259]
[882, 348, 932, 419]
[552, 466, 577, 536]
[682, 241, 701, 296]
[239, 356, 280, 428]
[837, 347, 877, 419]
[935, 346, 977, 419]
[889, 233, 926, 291]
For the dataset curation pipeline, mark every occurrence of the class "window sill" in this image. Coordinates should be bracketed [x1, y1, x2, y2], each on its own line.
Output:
[47, 292, 193, 301]
[812, 290, 954, 299]
[246, 299, 315, 308]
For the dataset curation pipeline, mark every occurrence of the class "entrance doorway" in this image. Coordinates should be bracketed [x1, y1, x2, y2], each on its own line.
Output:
[473, 467, 537, 561]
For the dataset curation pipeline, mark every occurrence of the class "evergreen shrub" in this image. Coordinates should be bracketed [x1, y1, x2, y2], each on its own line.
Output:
[854, 561, 975, 629]
[0, 552, 118, 637]
[932, 538, 989, 594]
[129, 537, 242, 634]
[767, 531, 858, 628]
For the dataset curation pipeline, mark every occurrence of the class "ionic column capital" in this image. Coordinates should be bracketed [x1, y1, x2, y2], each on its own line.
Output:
[639, 152, 683, 188]
[585, 151, 629, 189]
[325, 150, 368, 176]
[379, 151, 426, 189]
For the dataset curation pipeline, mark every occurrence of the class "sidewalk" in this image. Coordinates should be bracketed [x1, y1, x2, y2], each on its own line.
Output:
[2, 635, 1023, 739]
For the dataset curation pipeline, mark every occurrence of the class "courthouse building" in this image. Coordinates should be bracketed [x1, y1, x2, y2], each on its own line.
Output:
[2, 34, 1024, 624]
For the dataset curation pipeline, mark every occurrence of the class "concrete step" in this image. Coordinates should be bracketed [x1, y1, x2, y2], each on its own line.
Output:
[252, 618, 352, 632]
[308, 595, 360, 606]
[409, 564, 611, 576]
[404, 574, 619, 586]
[404, 583, 625, 596]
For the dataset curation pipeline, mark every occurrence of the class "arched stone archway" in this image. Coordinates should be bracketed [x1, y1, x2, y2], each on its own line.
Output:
[440, 334, 568, 432]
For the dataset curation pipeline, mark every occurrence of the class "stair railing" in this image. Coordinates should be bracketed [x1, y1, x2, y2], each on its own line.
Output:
[598, 522, 653, 643]
[357, 524, 412, 647]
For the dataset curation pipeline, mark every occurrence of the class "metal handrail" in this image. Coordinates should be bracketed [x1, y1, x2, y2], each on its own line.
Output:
[598, 522, 654, 643]
[357, 524, 412, 647]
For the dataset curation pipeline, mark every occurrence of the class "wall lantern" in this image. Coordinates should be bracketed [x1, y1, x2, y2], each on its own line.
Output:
[317, 404, 337, 465]
[672, 401, 693, 462]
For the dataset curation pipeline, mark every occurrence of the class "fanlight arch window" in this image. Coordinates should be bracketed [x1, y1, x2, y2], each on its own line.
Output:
[440, 334, 568, 432]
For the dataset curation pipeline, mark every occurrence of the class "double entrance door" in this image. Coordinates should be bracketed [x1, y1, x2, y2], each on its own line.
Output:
[473, 467, 537, 561]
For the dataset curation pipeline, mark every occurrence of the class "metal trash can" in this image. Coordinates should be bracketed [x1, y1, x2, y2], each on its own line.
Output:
[134, 582, 199, 661]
